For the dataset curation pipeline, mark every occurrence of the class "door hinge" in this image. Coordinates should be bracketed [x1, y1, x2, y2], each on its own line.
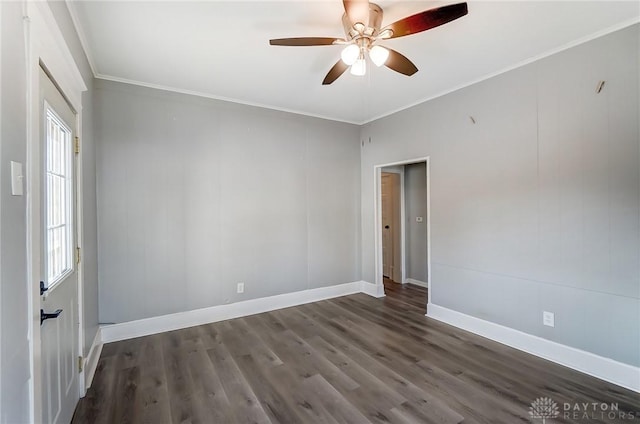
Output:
[74, 137, 80, 154]
[78, 356, 83, 373]
[76, 247, 81, 265]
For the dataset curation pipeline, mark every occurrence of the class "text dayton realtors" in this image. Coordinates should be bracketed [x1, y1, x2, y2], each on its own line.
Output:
[563, 402, 638, 421]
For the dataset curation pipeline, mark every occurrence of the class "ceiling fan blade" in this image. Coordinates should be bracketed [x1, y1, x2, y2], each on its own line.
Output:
[384, 48, 418, 76]
[269, 37, 342, 46]
[322, 60, 349, 85]
[343, 0, 370, 27]
[381, 2, 468, 40]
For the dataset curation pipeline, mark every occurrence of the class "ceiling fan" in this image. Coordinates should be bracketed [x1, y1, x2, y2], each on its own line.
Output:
[269, 1, 468, 85]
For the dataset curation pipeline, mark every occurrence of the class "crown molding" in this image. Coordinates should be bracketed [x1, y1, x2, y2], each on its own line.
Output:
[361, 17, 640, 125]
[61, 5, 638, 126]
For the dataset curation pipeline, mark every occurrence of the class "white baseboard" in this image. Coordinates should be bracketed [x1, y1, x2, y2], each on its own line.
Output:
[361, 281, 386, 298]
[83, 328, 103, 390]
[101, 281, 364, 343]
[427, 303, 640, 393]
[96, 283, 638, 393]
[405, 278, 428, 288]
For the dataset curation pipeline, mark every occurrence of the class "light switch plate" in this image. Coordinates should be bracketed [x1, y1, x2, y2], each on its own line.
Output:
[11, 161, 24, 196]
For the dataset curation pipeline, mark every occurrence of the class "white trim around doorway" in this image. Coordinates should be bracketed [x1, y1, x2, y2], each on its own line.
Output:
[24, 1, 88, 421]
[373, 157, 431, 305]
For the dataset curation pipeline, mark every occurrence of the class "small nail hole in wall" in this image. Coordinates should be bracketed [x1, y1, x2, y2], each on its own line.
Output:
[469, 116, 476, 124]
[596, 80, 605, 94]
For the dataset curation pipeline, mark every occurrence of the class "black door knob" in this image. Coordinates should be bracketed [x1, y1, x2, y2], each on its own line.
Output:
[385, 225, 390, 229]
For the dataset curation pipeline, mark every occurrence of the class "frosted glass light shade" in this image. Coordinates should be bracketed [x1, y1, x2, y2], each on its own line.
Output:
[340, 45, 360, 66]
[369, 45, 389, 67]
[350, 58, 366, 76]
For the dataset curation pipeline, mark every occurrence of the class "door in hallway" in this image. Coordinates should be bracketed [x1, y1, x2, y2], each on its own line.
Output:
[381, 172, 400, 282]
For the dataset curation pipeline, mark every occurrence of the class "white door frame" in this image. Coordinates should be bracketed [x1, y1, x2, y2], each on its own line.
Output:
[0, 3, 3, 422]
[374, 157, 431, 305]
[24, 2, 88, 422]
[380, 167, 405, 284]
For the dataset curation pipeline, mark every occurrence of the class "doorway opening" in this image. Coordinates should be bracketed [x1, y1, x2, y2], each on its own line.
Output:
[376, 158, 430, 313]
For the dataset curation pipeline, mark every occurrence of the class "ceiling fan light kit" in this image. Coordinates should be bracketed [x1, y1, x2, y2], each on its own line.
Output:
[369, 45, 389, 67]
[269, 0, 468, 85]
[350, 56, 367, 76]
[341, 44, 360, 65]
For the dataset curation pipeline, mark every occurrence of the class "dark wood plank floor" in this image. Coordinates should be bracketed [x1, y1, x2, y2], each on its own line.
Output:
[383, 277, 428, 314]
[73, 289, 640, 424]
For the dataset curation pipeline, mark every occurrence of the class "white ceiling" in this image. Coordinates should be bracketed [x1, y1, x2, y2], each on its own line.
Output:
[68, 1, 639, 124]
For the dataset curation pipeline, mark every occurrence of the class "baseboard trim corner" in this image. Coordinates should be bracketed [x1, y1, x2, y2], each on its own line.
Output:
[405, 278, 428, 288]
[101, 281, 363, 344]
[361, 281, 386, 298]
[84, 328, 103, 390]
[426, 303, 640, 393]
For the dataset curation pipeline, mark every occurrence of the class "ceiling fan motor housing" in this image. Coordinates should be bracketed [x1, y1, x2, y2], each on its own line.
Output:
[342, 3, 384, 40]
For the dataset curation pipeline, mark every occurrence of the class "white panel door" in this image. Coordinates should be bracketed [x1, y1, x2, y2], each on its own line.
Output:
[39, 67, 80, 424]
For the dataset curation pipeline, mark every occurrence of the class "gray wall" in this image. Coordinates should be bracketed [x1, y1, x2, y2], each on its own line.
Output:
[0, 3, 30, 422]
[95, 80, 361, 323]
[404, 162, 428, 283]
[360, 24, 640, 367]
[0, 2, 96, 421]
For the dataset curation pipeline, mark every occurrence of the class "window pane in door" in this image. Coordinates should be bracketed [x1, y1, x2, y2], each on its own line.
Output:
[45, 107, 73, 287]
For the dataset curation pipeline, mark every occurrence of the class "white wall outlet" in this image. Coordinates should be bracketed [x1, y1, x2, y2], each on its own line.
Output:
[543, 311, 555, 327]
[416, 216, 423, 223]
[237, 282, 244, 294]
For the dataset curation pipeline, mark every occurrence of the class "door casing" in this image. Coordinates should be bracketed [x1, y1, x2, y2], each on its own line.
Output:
[24, 2, 88, 422]
[374, 157, 431, 307]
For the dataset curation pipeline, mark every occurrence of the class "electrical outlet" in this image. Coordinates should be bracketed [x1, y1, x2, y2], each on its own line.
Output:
[416, 216, 423, 223]
[543, 311, 554, 327]
[237, 282, 244, 294]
